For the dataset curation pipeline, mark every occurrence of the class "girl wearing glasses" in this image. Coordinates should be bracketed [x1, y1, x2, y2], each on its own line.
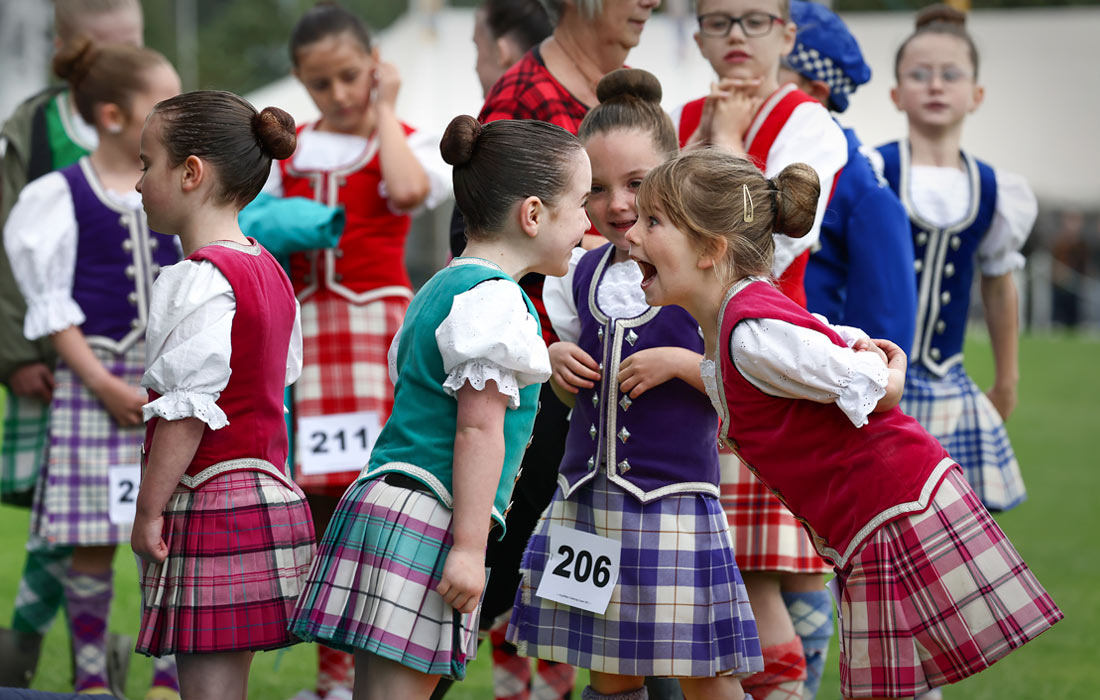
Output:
[673, 2, 847, 697]
[877, 5, 1037, 514]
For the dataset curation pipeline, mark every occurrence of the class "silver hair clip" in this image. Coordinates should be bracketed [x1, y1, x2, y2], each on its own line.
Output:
[742, 184, 754, 223]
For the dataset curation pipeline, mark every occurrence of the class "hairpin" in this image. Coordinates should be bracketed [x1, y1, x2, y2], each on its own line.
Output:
[742, 184, 754, 223]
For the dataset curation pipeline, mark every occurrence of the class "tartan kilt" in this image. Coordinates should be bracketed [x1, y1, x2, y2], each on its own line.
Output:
[292, 292, 408, 496]
[136, 469, 315, 656]
[900, 363, 1025, 511]
[836, 467, 1062, 698]
[30, 344, 144, 546]
[289, 477, 483, 680]
[719, 450, 830, 574]
[508, 471, 763, 679]
[1, 392, 50, 507]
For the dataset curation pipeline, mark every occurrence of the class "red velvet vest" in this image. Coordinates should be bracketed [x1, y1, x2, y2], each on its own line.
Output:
[144, 240, 297, 487]
[714, 280, 953, 567]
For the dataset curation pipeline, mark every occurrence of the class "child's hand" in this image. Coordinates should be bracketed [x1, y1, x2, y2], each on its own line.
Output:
[131, 511, 168, 564]
[549, 342, 601, 394]
[372, 61, 401, 110]
[618, 347, 693, 399]
[436, 547, 485, 614]
[872, 338, 907, 374]
[95, 375, 145, 427]
[851, 336, 889, 366]
[9, 362, 55, 402]
[987, 382, 1017, 421]
[871, 338, 907, 413]
[707, 78, 763, 153]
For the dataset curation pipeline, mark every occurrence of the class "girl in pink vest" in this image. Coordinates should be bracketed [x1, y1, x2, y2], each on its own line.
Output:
[624, 149, 1062, 700]
[132, 91, 316, 700]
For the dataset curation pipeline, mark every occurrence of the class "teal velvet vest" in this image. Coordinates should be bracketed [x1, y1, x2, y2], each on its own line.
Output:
[362, 258, 541, 534]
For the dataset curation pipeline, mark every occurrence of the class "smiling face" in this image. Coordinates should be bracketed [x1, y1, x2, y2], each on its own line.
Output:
[693, 0, 794, 83]
[294, 31, 376, 135]
[593, 0, 661, 52]
[584, 127, 667, 253]
[625, 201, 708, 308]
[892, 32, 982, 132]
[535, 151, 593, 277]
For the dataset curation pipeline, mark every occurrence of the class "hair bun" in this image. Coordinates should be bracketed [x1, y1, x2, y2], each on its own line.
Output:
[440, 115, 482, 166]
[52, 36, 97, 88]
[914, 3, 966, 30]
[253, 106, 297, 160]
[771, 163, 820, 239]
[596, 68, 662, 105]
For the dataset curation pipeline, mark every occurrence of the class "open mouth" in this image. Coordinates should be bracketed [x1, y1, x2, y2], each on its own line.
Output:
[634, 259, 658, 289]
[610, 219, 637, 233]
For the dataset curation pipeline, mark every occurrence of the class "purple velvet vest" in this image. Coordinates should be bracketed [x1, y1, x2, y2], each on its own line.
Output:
[557, 244, 720, 503]
[61, 159, 178, 352]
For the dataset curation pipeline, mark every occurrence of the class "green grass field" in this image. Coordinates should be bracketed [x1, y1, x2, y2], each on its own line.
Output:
[0, 333, 1096, 698]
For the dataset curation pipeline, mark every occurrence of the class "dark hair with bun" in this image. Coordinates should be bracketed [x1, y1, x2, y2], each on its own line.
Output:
[152, 91, 297, 209]
[441, 114, 584, 241]
[894, 4, 979, 80]
[637, 149, 820, 284]
[290, 2, 372, 66]
[53, 37, 170, 126]
[578, 69, 678, 158]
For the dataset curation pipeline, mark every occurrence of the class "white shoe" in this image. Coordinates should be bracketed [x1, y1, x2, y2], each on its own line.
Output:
[325, 688, 354, 700]
[916, 689, 943, 700]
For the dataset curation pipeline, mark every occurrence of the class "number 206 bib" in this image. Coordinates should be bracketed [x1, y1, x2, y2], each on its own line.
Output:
[535, 524, 621, 615]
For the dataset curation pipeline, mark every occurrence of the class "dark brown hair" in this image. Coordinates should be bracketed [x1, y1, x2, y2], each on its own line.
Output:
[289, 2, 372, 66]
[54, 0, 141, 44]
[53, 37, 169, 126]
[441, 115, 584, 241]
[152, 91, 296, 209]
[482, 0, 552, 51]
[637, 149, 819, 283]
[578, 69, 678, 159]
[894, 4, 979, 80]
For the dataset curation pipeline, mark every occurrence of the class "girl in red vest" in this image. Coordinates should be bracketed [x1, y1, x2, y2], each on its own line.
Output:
[269, 6, 450, 696]
[132, 92, 316, 700]
[624, 149, 1061, 700]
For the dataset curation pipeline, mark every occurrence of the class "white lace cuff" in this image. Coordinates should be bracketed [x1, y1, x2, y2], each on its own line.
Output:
[834, 358, 888, 428]
[442, 359, 522, 409]
[23, 293, 86, 340]
[142, 390, 229, 430]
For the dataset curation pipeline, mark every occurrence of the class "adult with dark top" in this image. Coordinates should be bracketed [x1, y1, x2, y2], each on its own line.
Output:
[436, 2, 659, 699]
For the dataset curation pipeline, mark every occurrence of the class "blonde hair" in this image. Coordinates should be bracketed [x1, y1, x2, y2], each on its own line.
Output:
[637, 149, 819, 284]
[54, 0, 142, 44]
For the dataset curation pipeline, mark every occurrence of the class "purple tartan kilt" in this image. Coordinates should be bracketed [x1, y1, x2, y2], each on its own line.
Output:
[508, 471, 763, 678]
[136, 469, 315, 656]
[836, 467, 1062, 698]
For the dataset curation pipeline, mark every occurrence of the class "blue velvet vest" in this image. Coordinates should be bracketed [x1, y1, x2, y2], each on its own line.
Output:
[61, 158, 178, 352]
[557, 245, 720, 503]
[877, 141, 997, 376]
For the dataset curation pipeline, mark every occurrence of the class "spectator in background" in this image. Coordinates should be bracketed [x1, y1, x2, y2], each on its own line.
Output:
[1050, 209, 1089, 329]
[472, 0, 552, 98]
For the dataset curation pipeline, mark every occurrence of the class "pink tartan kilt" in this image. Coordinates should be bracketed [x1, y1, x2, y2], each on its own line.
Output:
[293, 292, 408, 495]
[719, 450, 830, 574]
[136, 469, 316, 656]
[836, 467, 1062, 698]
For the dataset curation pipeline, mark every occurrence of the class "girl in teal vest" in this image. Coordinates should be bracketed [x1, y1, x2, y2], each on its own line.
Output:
[291, 115, 591, 698]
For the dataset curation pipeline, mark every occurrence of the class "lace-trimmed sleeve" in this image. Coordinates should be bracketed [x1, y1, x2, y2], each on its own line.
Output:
[435, 279, 551, 409]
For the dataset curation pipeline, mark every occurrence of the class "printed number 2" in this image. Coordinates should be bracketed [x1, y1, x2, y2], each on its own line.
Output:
[118, 480, 135, 503]
[551, 545, 611, 587]
[309, 427, 370, 455]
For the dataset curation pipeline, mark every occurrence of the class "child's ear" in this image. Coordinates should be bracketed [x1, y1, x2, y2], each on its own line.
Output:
[518, 195, 542, 239]
[98, 103, 125, 134]
[496, 37, 517, 68]
[969, 84, 985, 113]
[180, 155, 205, 193]
[697, 237, 727, 271]
[889, 86, 902, 111]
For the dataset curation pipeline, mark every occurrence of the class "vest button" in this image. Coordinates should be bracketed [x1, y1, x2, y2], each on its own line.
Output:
[127, 291, 138, 306]
[591, 394, 599, 407]
[149, 238, 159, 250]
[935, 319, 946, 334]
[131, 318, 142, 329]
[914, 259, 923, 273]
[124, 265, 135, 279]
[587, 456, 596, 470]
[941, 291, 951, 305]
[617, 426, 630, 444]
[915, 231, 929, 246]
[589, 424, 597, 440]
[930, 347, 941, 360]
[619, 394, 632, 412]
[944, 262, 955, 278]
[617, 459, 630, 473]
[950, 236, 961, 250]
[597, 326, 604, 340]
[333, 248, 344, 258]
[121, 239, 133, 251]
[625, 329, 639, 346]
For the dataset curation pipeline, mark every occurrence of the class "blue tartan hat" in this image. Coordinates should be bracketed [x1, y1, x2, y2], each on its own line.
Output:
[785, 1, 872, 113]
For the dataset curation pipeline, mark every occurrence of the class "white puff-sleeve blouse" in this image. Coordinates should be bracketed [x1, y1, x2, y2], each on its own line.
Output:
[141, 259, 303, 429]
[727, 314, 889, 428]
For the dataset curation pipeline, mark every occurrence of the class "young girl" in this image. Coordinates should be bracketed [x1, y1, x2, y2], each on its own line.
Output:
[268, 7, 450, 695]
[878, 5, 1036, 513]
[131, 90, 316, 700]
[509, 69, 762, 700]
[626, 148, 1062, 699]
[673, 0, 847, 307]
[290, 115, 590, 700]
[2, 39, 181, 697]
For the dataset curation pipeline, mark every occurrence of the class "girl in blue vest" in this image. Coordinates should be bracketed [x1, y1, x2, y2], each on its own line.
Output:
[3, 39, 182, 697]
[290, 115, 589, 699]
[877, 5, 1037, 512]
[509, 69, 762, 700]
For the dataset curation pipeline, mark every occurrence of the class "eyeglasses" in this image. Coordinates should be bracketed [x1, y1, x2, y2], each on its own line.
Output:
[901, 66, 973, 85]
[697, 12, 785, 38]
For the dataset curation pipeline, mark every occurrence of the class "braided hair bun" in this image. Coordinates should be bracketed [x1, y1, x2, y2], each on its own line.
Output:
[440, 114, 483, 167]
[770, 163, 820, 239]
[596, 68, 663, 105]
[253, 106, 297, 160]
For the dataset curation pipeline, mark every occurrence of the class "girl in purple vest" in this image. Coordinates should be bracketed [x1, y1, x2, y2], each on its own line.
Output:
[625, 148, 1061, 699]
[509, 69, 762, 700]
[131, 92, 316, 699]
[3, 39, 182, 697]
